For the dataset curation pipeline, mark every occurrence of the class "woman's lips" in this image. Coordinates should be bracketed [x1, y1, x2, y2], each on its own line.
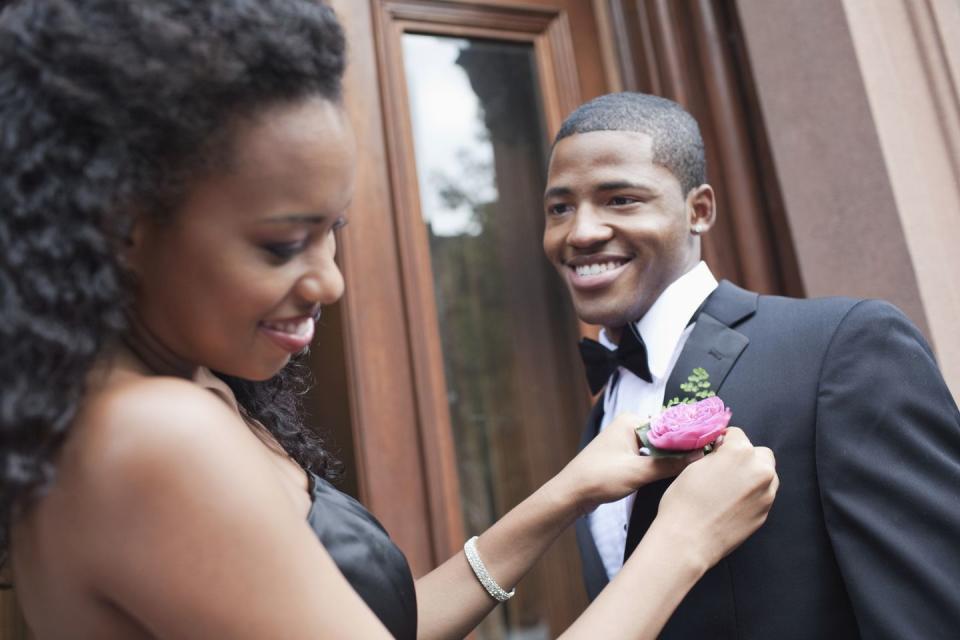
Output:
[566, 259, 630, 290]
[259, 317, 315, 353]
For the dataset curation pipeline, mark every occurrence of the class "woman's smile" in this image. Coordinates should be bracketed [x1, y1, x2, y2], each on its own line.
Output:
[259, 316, 316, 353]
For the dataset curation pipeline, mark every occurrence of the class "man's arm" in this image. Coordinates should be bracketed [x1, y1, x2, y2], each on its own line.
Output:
[816, 299, 960, 639]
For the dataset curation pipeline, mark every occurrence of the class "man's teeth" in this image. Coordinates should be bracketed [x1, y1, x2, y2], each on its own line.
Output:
[575, 262, 623, 277]
[266, 318, 313, 336]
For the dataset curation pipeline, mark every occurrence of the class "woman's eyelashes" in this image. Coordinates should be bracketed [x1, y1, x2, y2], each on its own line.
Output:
[258, 217, 347, 263]
[257, 216, 347, 264]
[261, 239, 308, 262]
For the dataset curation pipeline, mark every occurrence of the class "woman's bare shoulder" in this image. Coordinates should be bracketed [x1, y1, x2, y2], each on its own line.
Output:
[68, 376, 252, 478]
[81, 374, 238, 435]
[38, 377, 392, 638]
[55, 376, 279, 536]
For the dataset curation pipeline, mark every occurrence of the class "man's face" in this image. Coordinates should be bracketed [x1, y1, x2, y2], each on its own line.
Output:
[542, 130, 707, 331]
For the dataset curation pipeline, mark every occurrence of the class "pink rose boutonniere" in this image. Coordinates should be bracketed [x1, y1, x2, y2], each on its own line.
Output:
[636, 368, 733, 458]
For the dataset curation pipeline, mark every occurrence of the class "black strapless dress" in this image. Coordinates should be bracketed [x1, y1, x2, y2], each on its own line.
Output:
[306, 472, 418, 639]
[192, 371, 415, 637]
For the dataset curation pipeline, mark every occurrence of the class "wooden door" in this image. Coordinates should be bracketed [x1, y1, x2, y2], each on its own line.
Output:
[327, 0, 614, 635]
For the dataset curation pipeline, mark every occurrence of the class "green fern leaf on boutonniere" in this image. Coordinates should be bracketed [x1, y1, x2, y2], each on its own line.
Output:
[673, 367, 716, 407]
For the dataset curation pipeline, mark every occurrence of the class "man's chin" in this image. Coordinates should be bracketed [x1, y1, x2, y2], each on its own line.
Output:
[572, 303, 638, 330]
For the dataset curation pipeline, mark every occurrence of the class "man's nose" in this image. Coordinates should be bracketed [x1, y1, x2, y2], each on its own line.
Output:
[567, 205, 612, 248]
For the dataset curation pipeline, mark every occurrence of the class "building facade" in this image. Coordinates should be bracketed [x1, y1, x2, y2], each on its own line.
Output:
[3, 0, 958, 637]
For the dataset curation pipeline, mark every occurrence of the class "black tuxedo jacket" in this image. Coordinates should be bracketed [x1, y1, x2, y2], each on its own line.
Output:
[575, 281, 960, 639]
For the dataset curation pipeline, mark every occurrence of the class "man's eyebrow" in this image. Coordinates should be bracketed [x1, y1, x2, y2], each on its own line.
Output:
[544, 186, 573, 199]
[596, 181, 654, 193]
[544, 182, 656, 200]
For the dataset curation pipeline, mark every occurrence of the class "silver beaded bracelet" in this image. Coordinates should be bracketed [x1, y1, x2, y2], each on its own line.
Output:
[463, 536, 516, 602]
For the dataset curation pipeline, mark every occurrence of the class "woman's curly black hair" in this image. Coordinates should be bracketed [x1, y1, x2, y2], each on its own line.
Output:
[0, 0, 347, 562]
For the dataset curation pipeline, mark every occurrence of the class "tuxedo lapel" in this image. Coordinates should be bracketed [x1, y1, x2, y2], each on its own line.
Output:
[664, 280, 757, 403]
[575, 398, 610, 598]
[575, 510, 609, 600]
[625, 281, 756, 560]
[578, 399, 605, 450]
[663, 312, 749, 404]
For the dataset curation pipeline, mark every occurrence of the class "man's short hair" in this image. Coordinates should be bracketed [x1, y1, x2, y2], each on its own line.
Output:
[554, 92, 706, 195]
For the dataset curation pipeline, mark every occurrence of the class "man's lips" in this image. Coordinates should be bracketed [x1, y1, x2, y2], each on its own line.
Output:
[564, 255, 631, 290]
[259, 316, 315, 353]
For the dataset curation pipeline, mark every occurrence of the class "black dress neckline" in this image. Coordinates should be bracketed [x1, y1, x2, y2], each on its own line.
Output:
[305, 472, 418, 639]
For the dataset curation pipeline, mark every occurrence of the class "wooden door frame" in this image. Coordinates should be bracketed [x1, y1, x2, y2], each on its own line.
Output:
[373, 0, 589, 570]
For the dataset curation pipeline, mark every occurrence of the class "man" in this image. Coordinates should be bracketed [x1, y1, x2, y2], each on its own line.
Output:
[543, 92, 960, 639]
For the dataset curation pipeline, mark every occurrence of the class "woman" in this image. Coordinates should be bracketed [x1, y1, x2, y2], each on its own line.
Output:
[0, 1, 778, 638]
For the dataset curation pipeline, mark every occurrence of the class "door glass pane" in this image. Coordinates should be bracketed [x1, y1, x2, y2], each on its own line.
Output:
[403, 33, 588, 638]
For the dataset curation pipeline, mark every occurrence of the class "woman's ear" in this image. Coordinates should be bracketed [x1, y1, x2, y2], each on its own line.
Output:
[121, 212, 149, 276]
[687, 184, 716, 235]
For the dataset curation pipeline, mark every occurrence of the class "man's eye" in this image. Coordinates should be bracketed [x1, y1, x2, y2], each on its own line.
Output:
[547, 203, 572, 216]
[609, 196, 637, 206]
[262, 241, 306, 261]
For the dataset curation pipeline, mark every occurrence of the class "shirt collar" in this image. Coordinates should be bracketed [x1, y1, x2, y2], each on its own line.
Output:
[599, 261, 718, 380]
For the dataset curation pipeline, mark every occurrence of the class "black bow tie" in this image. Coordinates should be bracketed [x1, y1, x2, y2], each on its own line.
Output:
[578, 323, 652, 394]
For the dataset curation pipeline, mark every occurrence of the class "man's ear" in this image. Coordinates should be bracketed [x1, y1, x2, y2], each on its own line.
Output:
[686, 184, 716, 234]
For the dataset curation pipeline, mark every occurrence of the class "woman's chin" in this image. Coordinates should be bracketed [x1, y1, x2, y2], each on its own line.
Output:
[219, 358, 291, 382]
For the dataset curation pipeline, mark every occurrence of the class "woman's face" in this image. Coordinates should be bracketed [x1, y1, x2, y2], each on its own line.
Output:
[131, 97, 356, 380]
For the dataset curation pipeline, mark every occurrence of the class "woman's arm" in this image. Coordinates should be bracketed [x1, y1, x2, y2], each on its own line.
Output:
[415, 413, 697, 639]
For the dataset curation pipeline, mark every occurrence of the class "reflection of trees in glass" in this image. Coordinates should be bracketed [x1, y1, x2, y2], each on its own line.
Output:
[428, 203, 512, 535]
[415, 36, 576, 640]
[429, 42, 552, 640]
[428, 143, 495, 238]
[426, 136, 519, 545]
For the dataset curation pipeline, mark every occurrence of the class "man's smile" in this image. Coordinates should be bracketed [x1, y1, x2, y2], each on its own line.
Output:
[564, 254, 632, 290]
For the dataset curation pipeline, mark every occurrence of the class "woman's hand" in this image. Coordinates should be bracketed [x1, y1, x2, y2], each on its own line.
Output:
[555, 426, 775, 640]
[652, 427, 778, 572]
[557, 412, 697, 516]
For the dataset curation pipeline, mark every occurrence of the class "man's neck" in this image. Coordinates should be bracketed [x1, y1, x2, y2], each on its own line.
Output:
[604, 325, 626, 344]
[601, 261, 716, 347]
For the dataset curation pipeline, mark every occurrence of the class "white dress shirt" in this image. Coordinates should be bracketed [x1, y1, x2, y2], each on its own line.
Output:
[588, 261, 718, 580]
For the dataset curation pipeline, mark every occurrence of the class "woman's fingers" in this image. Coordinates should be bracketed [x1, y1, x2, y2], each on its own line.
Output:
[636, 456, 689, 483]
[717, 426, 749, 449]
[567, 412, 702, 511]
[654, 424, 780, 567]
[755, 445, 776, 469]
